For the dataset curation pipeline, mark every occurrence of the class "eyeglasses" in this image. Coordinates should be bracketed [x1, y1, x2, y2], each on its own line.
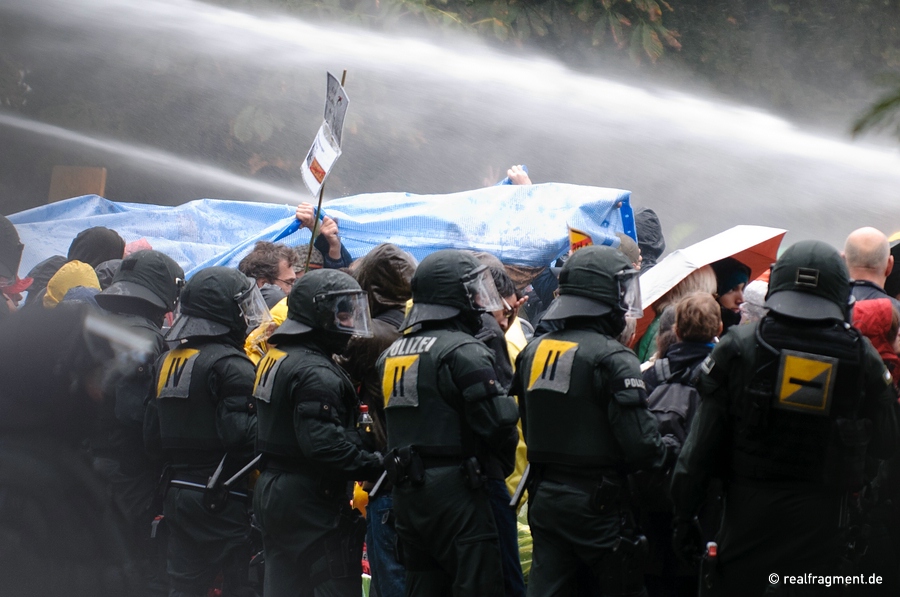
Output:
[275, 277, 297, 288]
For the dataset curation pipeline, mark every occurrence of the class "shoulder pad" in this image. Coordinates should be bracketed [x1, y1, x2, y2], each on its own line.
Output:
[601, 350, 648, 407]
[696, 334, 744, 393]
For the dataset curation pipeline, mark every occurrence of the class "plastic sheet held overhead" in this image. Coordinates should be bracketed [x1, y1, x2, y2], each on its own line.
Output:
[9, 183, 635, 279]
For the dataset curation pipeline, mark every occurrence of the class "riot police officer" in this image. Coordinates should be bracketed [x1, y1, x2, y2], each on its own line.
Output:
[253, 268, 383, 597]
[376, 249, 519, 596]
[670, 240, 900, 596]
[92, 249, 184, 596]
[144, 267, 267, 597]
[515, 245, 669, 597]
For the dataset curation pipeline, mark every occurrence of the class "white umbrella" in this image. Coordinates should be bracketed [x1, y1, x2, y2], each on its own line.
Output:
[634, 225, 786, 344]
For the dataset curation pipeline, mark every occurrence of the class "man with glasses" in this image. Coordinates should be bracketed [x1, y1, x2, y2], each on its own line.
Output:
[238, 241, 300, 308]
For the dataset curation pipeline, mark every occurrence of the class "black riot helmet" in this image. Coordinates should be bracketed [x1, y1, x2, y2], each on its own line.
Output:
[401, 249, 504, 331]
[95, 250, 184, 315]
[268, 268, 373, 344]
[765, 240, 851, 322]
[541, 245, 642, 321]
[166, 267, 272, 341]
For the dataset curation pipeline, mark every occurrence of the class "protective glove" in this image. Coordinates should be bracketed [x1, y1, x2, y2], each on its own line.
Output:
[672, 516, 704, 566]
[661, 434, 681, 468]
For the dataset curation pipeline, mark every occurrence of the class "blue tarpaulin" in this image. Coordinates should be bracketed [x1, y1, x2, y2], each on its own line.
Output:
[9, 183, 634, 279]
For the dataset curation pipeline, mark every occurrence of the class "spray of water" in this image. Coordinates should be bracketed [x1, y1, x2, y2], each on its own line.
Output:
[0, 112, 303, 204]
[3, 0, 900, 245]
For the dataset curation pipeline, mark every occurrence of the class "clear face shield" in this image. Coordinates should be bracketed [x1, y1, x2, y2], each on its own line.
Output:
[165, 276, 187, 329]
[461, 265, 505, 313]
[315, 290, 374, 338]
[234, 283, 274, 330]
[616, 268, 643, 318]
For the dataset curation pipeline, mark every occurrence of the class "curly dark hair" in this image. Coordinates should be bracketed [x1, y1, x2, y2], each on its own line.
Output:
[237, 241, 299, 284]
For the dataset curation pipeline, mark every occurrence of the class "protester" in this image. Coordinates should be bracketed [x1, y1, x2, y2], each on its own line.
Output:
[253, 269, 383, 596]
[293, 244, 325, 275]
[844, 226, 900, 311]
[336, 242, 416, 597]
[67, 225, 126, 268]
[635, 208, 666, 273]
[244, 297, 288, 365]
[377, 249, 518, 596]
[144, 267, 261, 597]
[237, 240, 300, 307]
[506, 164, 532, 185]
[21, 255, 65, 308]
[710, 256, 750, 334]
[616, 232, 642, 270]
[852, 298, 900, 389]
[480, 265, 527, 597]
[671, 240, 900, 596]
[635, 265, 717, 362]
[22, 226, 124, 308]
[42, 260, 101, 308]
[739, 278, 768, 324]
[638, 292, 722, 597]
[0, 214, 31, 318]
[514, 246, 671, 596]
[295, 201, 353, 269]
[643, 293, 720, 399]
[853, 301, 900, 596]
[95, 258, 123, 290]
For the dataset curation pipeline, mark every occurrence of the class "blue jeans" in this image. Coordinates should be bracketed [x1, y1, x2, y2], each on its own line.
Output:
[366, 492, 407, 597]
[489, 478, 527, 597]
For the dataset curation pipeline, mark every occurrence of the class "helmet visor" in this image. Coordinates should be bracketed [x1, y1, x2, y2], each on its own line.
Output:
[617, 268, 643, 318]
[461, 265, 504, 313]
[315, 290, 374, 337]
[234, 283, 274, 330]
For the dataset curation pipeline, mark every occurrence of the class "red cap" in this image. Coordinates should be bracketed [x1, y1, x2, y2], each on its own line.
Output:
[359, 404, 369, 413]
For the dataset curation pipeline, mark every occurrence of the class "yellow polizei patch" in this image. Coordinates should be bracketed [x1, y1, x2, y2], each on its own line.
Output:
[528, 339, 579, 392]
[775, 350, 837, 414]
[253, 348, 288, 400]
[157, 347, 200, 398]
[383, 355, 420, 407]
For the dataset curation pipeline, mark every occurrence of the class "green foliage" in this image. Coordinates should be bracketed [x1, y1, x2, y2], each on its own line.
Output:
[853, 76, 900, 140]
[229, 0, 681, 62]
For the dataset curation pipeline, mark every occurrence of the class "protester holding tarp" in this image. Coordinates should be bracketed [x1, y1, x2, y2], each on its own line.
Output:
[295, 202, 353, 270]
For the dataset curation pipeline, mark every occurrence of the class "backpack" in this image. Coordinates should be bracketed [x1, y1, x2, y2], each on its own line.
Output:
[629, 359, 704, 513]
[646, 358, 704, 448]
